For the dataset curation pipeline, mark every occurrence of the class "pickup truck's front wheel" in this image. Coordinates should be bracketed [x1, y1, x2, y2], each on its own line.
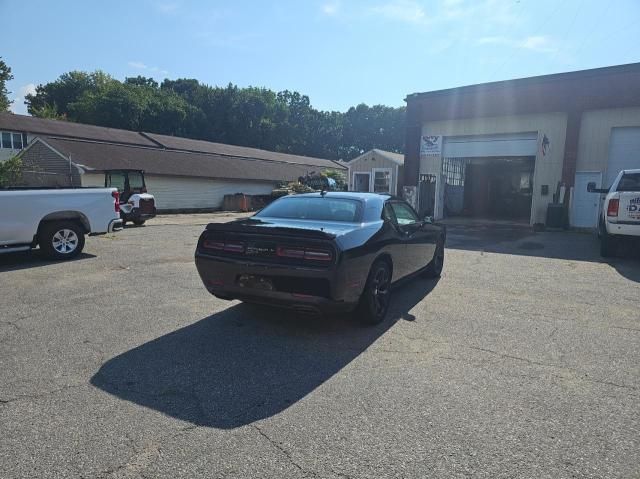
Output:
[39, 221, 85, 260]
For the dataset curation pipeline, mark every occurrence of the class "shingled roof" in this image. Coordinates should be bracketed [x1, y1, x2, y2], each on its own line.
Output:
[37, 137, 336, 182]
[0, 113, 345, 174]
[0, 112, 158, 147]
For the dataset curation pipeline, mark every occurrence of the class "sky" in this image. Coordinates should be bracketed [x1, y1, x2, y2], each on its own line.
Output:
[2, 0, 640, 115]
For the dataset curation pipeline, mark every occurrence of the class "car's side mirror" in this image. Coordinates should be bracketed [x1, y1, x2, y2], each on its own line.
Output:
[587, 182, 596, 192]
[423, 216, 433, 224]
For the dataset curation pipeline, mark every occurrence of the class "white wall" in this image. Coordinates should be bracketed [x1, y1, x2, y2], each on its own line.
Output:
[146, 175, 276, 210]
[83, 172, 277, 209]
[576, 107, 640, 178]
[420, 112, 568, 224]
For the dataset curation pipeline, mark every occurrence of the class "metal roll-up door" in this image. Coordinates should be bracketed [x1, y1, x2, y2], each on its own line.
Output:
[607, 127, 640, 186]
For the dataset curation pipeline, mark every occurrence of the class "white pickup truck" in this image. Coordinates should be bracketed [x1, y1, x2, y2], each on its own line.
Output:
[0, 188, 122, 260]
[588, 169, 640, 257]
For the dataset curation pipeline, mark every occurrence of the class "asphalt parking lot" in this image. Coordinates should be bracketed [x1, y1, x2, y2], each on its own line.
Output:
[1, 213, 639, 479]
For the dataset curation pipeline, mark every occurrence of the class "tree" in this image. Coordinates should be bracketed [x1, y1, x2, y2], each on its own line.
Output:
[0, 58, 14, 111]
[25, 69, 406, 161]
[26, 70, 116, 117]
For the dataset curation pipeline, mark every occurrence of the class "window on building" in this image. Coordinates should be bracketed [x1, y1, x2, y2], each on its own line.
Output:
[373, 169, 391, 193]
[0, 131, 26, 149]
[12, 133, 23, 150]
[1, 132, 11, 149]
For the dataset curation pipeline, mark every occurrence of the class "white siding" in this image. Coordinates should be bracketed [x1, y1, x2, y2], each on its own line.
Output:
[81, 173, 105, 187]
[145, 175, 277, 210]
[576, 107, 640, 175]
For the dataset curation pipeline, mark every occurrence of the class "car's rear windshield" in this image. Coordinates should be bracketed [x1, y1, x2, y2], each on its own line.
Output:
[617, 173, 640, 192]
[255, 197, 362, 222]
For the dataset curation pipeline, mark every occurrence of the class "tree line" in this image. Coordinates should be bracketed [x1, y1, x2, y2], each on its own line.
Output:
[16, 69, 405, 161]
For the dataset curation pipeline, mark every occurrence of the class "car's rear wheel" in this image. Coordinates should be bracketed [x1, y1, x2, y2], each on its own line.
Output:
[356, 259, 391, 325]
[424, 235, 445, 278]
[133, 220, 145, 226]
[39, 221, 85, 260]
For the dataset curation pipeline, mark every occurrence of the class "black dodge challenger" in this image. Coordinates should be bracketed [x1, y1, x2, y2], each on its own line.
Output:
[195, 192, 445, 324]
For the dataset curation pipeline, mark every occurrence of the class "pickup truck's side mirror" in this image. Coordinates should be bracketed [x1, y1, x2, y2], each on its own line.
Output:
[587, 182, 596, 192]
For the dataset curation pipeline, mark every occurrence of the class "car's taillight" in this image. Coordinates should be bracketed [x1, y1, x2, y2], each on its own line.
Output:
[141, 186, 147, 193]
[112, 191, 120, 213]
[607, 199, 619, 217]
[277, 245, 333, 262]
[223, 242, 245, 253]
[202, 240, 245, 253]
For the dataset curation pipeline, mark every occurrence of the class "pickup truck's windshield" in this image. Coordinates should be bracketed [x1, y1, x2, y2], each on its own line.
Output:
[617, 173, 640, 192]
[255, 197, 361, 222]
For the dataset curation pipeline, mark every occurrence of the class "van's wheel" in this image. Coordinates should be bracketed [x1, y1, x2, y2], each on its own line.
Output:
[600, 230, 617, 258]
[356, 260, 392, 325]
[424, 235, 445, 278]
[132, 220, 145, 226]
[39, 221, 85, 260]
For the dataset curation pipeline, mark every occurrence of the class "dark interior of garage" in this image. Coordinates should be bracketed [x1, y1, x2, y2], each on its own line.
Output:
[444, 157, 534, 221]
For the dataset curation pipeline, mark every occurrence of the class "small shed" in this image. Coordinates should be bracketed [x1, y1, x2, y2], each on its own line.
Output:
[346, 149, 404, 195]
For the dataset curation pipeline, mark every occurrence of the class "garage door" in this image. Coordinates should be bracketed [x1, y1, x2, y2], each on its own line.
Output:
[443, 132, 538, 158]
[146, 176, 276, 210]
[607, 127, 640, 186]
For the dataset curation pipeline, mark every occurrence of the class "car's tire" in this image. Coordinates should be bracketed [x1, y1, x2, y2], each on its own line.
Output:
[424, 235, 445, 278]
[355, 259, 392, 325]
[132, 220, 145, 226]
[38, 221, 85, 260]
[600, 230, 617, 258]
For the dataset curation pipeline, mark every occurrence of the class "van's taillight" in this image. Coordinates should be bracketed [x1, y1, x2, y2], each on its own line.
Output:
[112, 191, 120, 213]
[202, 240, 245, 253]
[277, 246, 333, 262]
[607, 199, 619, 217]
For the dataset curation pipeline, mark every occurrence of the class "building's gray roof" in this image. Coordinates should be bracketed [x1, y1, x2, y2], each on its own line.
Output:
[0, 112, 158, 146]
[40, 137, 336, 183]
[143, 132, 345, 169]
[2, 112, 345, 181]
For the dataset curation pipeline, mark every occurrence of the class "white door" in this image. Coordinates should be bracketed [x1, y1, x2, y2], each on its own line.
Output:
[607, 127, 640, 186]
[572, 172, 602, 227]
[353, 173, 370, 192]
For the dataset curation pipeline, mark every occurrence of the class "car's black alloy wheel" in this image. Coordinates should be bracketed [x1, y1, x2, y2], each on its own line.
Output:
[357, 260, 391, 325]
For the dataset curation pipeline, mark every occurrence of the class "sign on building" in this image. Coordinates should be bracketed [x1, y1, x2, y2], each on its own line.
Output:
[420, 135, 442, 156]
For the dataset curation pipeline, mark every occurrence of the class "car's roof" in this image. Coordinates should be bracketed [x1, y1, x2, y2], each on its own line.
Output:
[291, 192, 394, 201]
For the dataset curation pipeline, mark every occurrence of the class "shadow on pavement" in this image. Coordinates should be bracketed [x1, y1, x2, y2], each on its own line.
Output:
[91, 277, 439, 429]
[0, 251, 96, 273]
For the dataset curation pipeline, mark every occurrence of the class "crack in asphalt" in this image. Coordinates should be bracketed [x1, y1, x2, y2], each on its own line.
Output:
[98, 424, 199, 479]
[251, 423, 319, 478]
[0, 382, 87, 405]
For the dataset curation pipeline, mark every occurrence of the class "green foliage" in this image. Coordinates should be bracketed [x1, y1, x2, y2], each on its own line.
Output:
[26, 70, 406, 161]
[0, 155, 23, 187]
[0, 57, 14, 111]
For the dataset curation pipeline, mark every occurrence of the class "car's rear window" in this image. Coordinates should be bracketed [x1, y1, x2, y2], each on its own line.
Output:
[255, 197, 361, 222]
[617, 173, 640, 192]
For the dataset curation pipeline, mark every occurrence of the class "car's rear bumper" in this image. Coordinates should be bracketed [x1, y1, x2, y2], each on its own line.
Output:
[606, 221, 640, 236]
[194, 253, 359, 314]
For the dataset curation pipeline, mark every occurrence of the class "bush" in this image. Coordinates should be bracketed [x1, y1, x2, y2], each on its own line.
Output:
[0, 155, 22, 187]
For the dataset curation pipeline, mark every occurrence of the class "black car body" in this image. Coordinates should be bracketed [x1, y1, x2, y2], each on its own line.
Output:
[194, 192, 445, 324]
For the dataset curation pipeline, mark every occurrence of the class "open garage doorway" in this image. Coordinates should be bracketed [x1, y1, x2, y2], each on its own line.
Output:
[443, 157, 535, 222]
